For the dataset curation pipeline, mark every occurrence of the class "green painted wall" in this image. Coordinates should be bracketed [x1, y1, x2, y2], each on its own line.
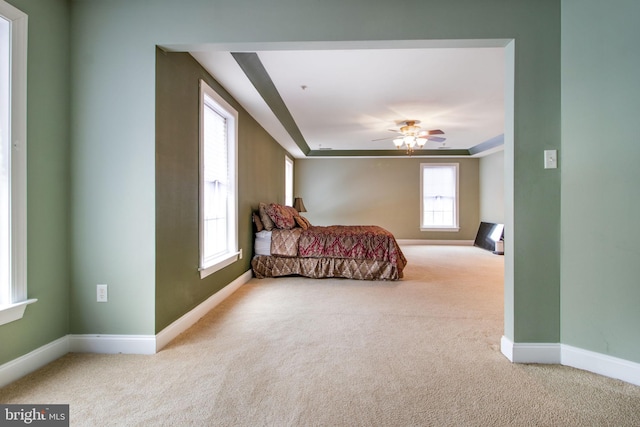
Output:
[0, 0, 70, 365]
[68, 1, 158, 334]
[561, 0, 640, 363]
[155, 50, 289, 332]
[68, 0, 561, 343]
[297, 158, 480, 241]
[0, 0, 563, 356]
[8, 0, 639, 373]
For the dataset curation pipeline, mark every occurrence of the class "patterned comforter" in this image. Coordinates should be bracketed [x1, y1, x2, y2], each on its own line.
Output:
[299, 225, 403, 263]
[253, 225, 406, 280]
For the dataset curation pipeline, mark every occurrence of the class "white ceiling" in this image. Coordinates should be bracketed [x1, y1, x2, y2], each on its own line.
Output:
[190, 42, 505, 158]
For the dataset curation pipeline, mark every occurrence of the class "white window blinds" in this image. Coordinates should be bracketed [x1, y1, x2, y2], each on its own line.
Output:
[202, 95, 229, 262]
[421, 164, 459, 230]
[199, 80, 238, 278]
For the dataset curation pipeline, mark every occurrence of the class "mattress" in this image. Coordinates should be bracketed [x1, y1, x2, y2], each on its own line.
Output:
[254, 230, 272, 256]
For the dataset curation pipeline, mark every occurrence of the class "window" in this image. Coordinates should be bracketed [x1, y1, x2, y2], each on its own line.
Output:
[0, 1, 33, 326]
[199, 80, 239, 279]
[420, 163, 459, 231]
[284, 156, 293, 207]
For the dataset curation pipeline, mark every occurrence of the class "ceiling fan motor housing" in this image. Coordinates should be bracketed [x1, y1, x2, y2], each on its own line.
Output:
[400, 120, 421, 136]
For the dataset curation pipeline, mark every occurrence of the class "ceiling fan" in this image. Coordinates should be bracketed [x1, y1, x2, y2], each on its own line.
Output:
[373, 120, 446, 151]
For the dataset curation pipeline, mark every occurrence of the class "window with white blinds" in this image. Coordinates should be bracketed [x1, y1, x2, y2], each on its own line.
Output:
[199, 80, 239, 278]
[285, 156, 293, 207]
[420, 163, 460, 231]
[0, 1, 33, 325]
[1, 14, 10, 307]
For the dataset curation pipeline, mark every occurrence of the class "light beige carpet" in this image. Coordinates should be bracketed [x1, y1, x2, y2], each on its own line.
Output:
[1, 245, 639, 426]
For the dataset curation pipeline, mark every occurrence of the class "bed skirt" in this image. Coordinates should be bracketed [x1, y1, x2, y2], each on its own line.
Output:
[251, 255, 402, 281]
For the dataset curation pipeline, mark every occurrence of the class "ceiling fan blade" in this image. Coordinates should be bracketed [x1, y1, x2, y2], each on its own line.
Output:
[427, 136, 446, 143]
[371, 135, 398, 141]
[417, 129, 444, 138]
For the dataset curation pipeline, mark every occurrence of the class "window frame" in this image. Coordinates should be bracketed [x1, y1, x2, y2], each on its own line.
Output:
[0, 0, 34, 326]
[420, 163, 460, 232]
[198, 79, 240, 279]
[284, 155, 293, 207]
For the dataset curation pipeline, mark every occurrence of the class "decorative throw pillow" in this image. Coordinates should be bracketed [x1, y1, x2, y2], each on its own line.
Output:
[284, 205, 300, 220]
[296, 215, 312, 230]
[259, 202, 275, 231]
[266, 203, 296, 229]
[295, 215, 310, 230]
[252, 212, 264, 232]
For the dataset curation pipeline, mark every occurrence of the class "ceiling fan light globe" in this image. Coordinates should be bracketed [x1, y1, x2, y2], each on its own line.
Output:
[393, 138, 403, 147]
[404, 136, 416, 147]
[417, 137, 427, 147]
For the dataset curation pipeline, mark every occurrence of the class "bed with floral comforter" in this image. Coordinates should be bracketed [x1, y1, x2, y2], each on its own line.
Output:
[251, 203, 406, 281]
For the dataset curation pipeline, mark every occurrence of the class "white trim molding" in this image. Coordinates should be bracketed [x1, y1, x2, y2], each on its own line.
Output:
[501, 336, 640, 386]
[199, 250, 241, 279]
[562, 344, 640, 387]
[0, 270, 253, 387]
[156, 269, 252, 351]
[0, 298, 37, 326]
[0, 336, 69, 388]
[500, 336, 561, 364]
[69, 269, 253, 354]
[68, 334, 157, 355]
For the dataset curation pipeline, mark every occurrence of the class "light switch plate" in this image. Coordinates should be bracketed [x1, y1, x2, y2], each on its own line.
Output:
[97, 284, 108, 302]
[544, 150, 557, 169]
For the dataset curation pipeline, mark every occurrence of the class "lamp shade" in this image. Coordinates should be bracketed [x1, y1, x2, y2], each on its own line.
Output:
[293, 197, 307, 213]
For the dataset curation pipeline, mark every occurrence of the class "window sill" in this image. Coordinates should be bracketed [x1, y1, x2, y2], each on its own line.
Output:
[0, 298, 37, 326]
[199, 250, 241, 279]
[420, 227, 460, 232]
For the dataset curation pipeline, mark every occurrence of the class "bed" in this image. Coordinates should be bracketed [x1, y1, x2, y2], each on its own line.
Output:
[251, 203, 407, 280]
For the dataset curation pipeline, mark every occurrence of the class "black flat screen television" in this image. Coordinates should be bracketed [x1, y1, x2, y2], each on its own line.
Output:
[474, 222, 504, 252]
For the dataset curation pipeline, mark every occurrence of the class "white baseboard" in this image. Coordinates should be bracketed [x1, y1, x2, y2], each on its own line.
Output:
[0, 269, 253, 387]
[0, 336, 69, 388]
[397, 239, 474, 246]
[155, 269, 253, 351]
[500, 336, 561, 364]
[501, 336, 640, 386]
[562, 344, 640, 387]
[68, 334, 157, 355]
[69, 269, 253, 354]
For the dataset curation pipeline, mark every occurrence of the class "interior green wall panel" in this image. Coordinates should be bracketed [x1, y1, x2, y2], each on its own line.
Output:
[68, 0, 561, 343]
[155, 50, 290, 332]
[7, 0, 638, 374]
[561, 0, 640, 362]
[68, 1, 158, 334]
[0, 0, 70, 365]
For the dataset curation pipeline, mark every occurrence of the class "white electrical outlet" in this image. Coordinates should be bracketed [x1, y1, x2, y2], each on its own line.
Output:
[97, 284, 108, 302]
